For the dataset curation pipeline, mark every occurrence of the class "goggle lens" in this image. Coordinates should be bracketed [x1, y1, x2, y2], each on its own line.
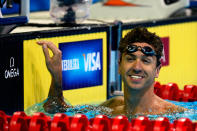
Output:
[127, 45, 156, 56]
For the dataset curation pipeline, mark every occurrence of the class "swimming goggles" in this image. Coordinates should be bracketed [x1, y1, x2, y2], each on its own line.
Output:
[126, 45, 156, 56]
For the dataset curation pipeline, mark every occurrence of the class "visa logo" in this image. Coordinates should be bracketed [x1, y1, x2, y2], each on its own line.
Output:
[83, 52, 101, 72]
[62, 59, 80, 71]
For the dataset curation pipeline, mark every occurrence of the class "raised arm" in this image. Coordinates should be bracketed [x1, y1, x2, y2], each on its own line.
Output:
[37, 41, 71, 113]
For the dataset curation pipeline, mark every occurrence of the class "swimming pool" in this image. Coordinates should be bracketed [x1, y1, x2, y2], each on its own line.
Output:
[0, 100, 195, 131]
[24, 82, 197, 125]
[25, 98, 197, 123]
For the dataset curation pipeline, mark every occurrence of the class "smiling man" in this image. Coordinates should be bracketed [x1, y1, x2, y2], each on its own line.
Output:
[100, 27, 187, 116]
[37, 27, 186, 116]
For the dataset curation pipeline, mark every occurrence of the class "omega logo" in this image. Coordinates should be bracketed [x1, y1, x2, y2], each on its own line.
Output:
[4, 57, 20, 79]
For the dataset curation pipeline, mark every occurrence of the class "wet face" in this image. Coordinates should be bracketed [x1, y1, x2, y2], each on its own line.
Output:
[118, 42, 161, 90]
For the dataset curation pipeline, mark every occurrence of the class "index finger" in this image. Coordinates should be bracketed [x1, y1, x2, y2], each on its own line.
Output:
[37, 40, 59, 55]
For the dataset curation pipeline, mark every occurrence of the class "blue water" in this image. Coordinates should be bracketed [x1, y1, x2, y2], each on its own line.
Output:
[25, 99, 197, 123]
[158, 100, 197, 123]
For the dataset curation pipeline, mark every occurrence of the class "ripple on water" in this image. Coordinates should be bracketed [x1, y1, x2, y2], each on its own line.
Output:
[25, 99, 197, 122]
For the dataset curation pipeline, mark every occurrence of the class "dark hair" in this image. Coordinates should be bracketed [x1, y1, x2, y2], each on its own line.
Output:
[118, 27, 163, 67]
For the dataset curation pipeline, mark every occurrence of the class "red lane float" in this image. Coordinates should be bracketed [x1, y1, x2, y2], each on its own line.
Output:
[183, 85, 197, 102]
[9, 111, 29, 131]
[0, 110, 9, 131]
[0, 110, 197, 131]
[91, 115, 111, 131]
[70, 114, 89, 131]
[131, 116, 153, 131]
[29, 112, 51, 131]
[111, 115, 130, 131]
[154, 82, 197, 102]
[173, 118, 193, 131]
[153, 117, 171, 131]
[51, 113, 70, 131]
[154, 81, 162, 98]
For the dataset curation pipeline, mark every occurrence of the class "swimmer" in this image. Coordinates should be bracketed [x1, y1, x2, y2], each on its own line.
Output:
[37, 27, 186, 116]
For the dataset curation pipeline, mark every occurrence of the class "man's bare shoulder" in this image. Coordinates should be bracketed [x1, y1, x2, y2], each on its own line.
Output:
[151, 97, 187, 115]
[163, 100, 187, 113]
[99, 96, 124, 108]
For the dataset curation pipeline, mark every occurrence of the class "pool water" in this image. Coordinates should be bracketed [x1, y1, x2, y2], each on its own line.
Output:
[25, 99, 113, 119]
[157, 100, 197, 123]
[25, 99, 197, 123]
